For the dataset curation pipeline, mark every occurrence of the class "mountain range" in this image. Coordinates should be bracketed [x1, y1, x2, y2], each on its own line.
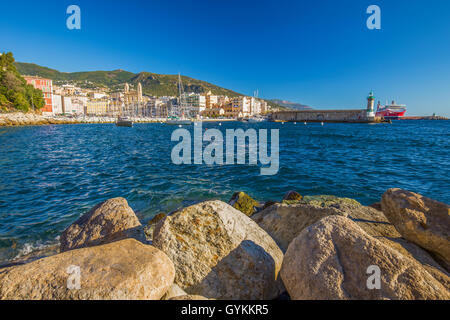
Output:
[270, 99, 313, 110]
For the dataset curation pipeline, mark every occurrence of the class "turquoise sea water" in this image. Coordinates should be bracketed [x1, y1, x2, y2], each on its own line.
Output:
[0, 120, 449, 263]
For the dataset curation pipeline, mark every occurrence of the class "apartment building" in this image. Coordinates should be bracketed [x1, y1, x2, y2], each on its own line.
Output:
[183, 93, 206, 116]
[86, 99, 109, 115]
[24, 76, 53, 115]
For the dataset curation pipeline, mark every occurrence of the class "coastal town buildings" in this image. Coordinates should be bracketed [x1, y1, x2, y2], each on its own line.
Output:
[183, 93, 206, 117]
[146, 97, 170, 118]
[24, 76, 53, 115]
[123, 82, 144, 105]
[231, 96, 251, 117]
[21, 73, 268, 118]
[205, 91, 219, 109]
[86, 98, 109, 116]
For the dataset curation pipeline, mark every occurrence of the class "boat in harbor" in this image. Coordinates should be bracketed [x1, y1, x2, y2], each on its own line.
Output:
[166, 116, 192, 125]
[115, 116, 133, 127]
[165, 73, 192, 125]
[376, 101, 407, 120]
[247, 116, 267, 123]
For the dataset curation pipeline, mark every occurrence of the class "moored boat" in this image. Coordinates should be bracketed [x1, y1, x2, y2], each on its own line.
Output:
[247, 116, 267, 123]
[115, 116, 133, 127]
[166, 116, 192, 125]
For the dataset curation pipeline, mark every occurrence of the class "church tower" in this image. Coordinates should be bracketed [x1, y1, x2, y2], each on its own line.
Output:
[124, 83, 129, 94]
[137, 82, 143, 102]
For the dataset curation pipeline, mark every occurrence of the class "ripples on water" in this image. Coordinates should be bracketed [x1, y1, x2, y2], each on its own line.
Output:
[0, 120, 448, 262]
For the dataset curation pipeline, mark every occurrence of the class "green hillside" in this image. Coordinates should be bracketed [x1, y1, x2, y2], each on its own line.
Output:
[0, 53, 45, 112]
[15, 61, 285, 110]
[15, 62, 241, 97]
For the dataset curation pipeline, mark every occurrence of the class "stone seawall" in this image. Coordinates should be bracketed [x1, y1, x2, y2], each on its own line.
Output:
[0, 113, 237, 127]
[0, 113, 165, 126]
[270, 109, 381, 123]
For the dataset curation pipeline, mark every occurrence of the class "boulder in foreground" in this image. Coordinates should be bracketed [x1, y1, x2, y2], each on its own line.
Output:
[60, 197, 144, 252]
[280, 215, 450, 300]
[381, 188, 450, 269]
[153, 200, 284, 300]
[252, 195, 395, 252]
[0, 239, 175, 300]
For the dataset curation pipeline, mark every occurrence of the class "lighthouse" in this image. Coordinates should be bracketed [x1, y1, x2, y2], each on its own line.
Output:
[366, 91, 375, 118]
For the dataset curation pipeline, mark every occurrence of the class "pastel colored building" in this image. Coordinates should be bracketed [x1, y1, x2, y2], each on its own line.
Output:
[52, 95, 86, 115]
[24, 76, 53, 115]
[86, 99, 109, 115]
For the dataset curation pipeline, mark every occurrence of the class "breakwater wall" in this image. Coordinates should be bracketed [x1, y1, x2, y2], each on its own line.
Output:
[0, 113, 237, 127]
[270, 109, 380, 123]
[0, 113, 168, 126]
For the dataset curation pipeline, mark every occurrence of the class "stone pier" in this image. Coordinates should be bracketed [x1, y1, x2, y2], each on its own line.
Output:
[269, 109, 381, 123]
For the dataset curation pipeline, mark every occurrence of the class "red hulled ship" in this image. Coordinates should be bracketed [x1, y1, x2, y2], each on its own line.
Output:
[375, 100, 407, 119]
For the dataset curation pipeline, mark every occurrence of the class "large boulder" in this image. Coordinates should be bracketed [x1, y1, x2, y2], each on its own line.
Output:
[280, 215, 449, 300]
[153, 200, 284, 300]
[252, 195, 395, 252]
[228, 192, 259, 217]
[60, 197, 144, 252]
[381, 189, 450, 269]
[0, 239, 175, 300]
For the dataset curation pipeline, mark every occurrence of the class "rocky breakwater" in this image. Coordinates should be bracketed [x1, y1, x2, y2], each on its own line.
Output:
[381, 188, 450, 271]
[231, 190, 449, 299]
[0, 188, 449, 300]
[0, 112, 116, 126]
[153, 200, 284, 300]
[0, 112, 169, 127]
[0, 197, 175, 300]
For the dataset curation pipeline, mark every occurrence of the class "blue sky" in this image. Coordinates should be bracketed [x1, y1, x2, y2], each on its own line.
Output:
[1, 0, 449, 116]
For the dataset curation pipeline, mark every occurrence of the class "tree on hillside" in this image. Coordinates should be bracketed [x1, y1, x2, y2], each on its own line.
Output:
[0, 52, 45, 112]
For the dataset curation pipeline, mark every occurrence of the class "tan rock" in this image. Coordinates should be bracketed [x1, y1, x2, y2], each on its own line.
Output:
[369, 202, 382, 211]
[281, 215, 450, 300]
[153, 200, 284, 300]
[0, 239, 175, 300]
[252, 195, 393, 252]
[60, 197, 144, 252]
[381, 188, 450, 269]
[161, 284, 187, 300]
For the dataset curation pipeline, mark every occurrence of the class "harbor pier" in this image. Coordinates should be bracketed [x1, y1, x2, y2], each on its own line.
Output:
[270, 91, 383, 123]
[269, 109, 381, 123]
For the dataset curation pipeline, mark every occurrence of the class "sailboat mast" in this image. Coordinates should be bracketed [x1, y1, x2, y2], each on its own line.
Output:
[178, 73, 184, 117]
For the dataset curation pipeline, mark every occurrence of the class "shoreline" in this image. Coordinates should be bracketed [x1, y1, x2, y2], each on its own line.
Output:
[1, 112, 448, 127]
[0, 112, 236, 127]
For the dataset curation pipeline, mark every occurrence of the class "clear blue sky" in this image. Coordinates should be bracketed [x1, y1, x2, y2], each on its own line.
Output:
[1, 0, 449, 116]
